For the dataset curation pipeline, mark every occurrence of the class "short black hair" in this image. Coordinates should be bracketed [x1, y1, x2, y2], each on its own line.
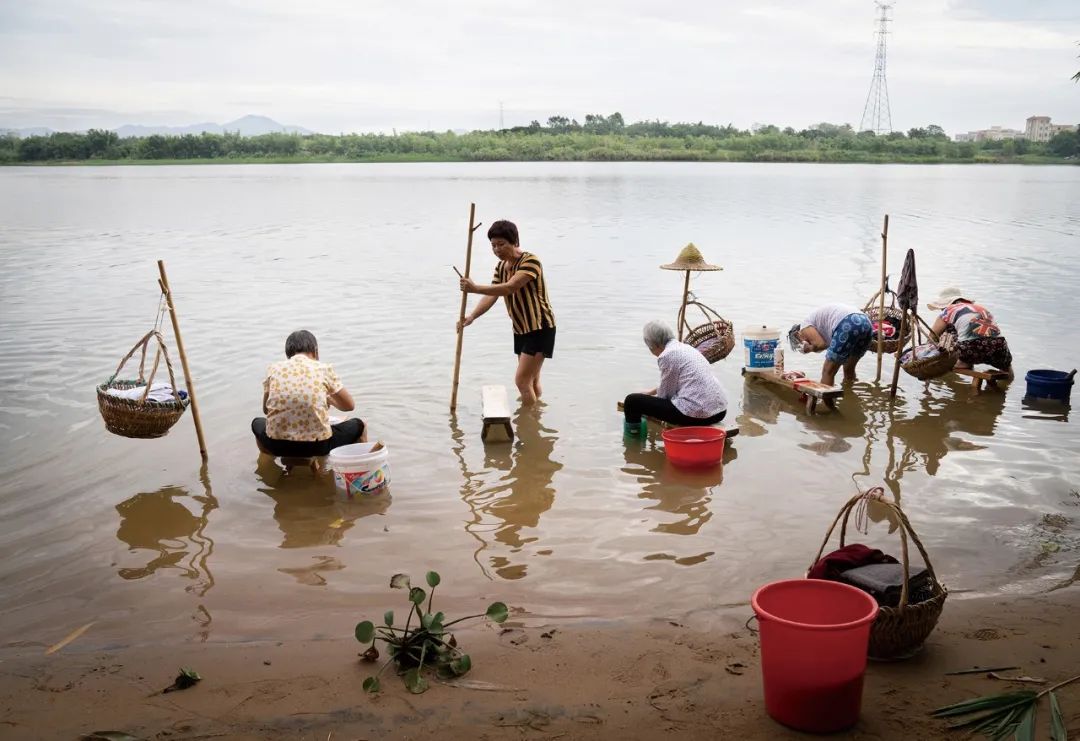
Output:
[285, 329, 318, 358]
[487, 220, 519, 245]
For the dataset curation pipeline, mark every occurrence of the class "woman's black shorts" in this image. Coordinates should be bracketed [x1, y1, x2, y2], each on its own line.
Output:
[251, 417, 364, 457]
[513, 327, 556, 358]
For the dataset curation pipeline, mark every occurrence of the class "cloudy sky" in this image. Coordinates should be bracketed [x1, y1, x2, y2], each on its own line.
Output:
[1, 0, 1078, 135]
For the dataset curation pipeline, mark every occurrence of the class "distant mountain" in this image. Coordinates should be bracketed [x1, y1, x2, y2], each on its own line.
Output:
[113, 115, 313, 138]
[1, 127, 54, 137]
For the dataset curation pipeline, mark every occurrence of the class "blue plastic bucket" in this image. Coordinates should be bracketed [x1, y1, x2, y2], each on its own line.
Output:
[1024, 369, 1075, 402]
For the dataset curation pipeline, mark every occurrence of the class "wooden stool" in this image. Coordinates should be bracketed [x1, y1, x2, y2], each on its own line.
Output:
[741, 367, 842, 415]
[481, 385, 514, 441]
[953, 368, 1009, 394]
[616, 401, 740, 439]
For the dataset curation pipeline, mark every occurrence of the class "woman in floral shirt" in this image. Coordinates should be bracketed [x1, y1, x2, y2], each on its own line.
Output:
[928, 287, 1013, 380]
[251, 330, 366, 457]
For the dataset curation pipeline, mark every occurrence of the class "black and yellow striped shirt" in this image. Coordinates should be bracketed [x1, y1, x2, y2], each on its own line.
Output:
[493, 252, 556, 335]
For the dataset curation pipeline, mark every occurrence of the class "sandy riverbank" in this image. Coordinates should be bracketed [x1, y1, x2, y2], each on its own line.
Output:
[2, 587, 1077, 740]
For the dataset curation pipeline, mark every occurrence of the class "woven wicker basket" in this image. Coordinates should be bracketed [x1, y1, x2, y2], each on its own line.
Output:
[809, 491, 947, 661]
[681, 300, 735, 363]
[864, 305, 910, 355]
[97, 330, 190, 439]
[901, 331, 959, 381]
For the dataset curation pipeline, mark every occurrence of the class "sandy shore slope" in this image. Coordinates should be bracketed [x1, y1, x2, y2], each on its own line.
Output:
[1, 589, 1078, 740]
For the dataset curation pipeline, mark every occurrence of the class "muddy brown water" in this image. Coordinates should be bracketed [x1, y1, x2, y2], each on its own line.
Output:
[0, 162, 1077, 650]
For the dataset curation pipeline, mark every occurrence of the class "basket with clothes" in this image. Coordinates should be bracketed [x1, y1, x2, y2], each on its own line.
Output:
[680, 299, 735, 363]
[97, 330, 190, 439]
[808, 489, 947, 660]
[863, 291, 911, 355]
[900, 327, 959, 381]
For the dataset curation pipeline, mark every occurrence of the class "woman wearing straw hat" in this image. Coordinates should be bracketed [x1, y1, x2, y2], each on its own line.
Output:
[458, 220, 556, 406]
[927, 288, 1013, 379]
[787, 304, 874, 386]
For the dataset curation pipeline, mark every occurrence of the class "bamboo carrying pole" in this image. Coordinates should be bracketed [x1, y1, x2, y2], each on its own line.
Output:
[157, 261, 207, 461]
[875, 214, 889, 382]
[450, 203, 481, 412]
[676, 270, 691, 341]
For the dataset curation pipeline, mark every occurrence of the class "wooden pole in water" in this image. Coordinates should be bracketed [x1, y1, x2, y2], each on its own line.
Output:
[677, 270, 691, 341]
[450, 203, 480, 412]
[157, 260, 208, 461]
[888, 310, 908, 401]
[875, 214, 889, 382]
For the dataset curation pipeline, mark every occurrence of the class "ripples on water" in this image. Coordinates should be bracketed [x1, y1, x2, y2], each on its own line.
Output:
[0, 162, 1077, 647]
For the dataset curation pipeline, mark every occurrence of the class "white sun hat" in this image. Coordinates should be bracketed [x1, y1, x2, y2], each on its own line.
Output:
[927, 287, 971, 311]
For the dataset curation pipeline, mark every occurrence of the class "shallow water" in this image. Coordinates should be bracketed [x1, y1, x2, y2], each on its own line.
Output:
[0, 162, 1078, 649]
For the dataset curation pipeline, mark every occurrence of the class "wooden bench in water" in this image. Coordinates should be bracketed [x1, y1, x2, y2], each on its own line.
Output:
[952, 367, 1010, 393]
[481, 385, 514, 441]
[615, 401, 740, 440]
[741, 367, 843, 415]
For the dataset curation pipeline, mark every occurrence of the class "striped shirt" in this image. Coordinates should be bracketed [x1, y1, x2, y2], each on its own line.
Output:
[493, 252, 556, 335]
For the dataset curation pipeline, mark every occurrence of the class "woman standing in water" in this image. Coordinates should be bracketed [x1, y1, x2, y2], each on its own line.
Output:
[458, 220, 556, 406]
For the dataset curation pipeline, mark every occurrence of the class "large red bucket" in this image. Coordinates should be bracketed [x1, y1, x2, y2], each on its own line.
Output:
[752, 579, 878, 733]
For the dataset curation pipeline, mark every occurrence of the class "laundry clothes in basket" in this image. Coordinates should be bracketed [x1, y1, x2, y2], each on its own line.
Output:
[97, 330, 191, 439]
[106, 382, 188, 404]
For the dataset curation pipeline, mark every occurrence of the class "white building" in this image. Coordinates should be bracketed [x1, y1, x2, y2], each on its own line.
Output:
[954, 126, 1024, 143]
[1025, 116, 1053, 142]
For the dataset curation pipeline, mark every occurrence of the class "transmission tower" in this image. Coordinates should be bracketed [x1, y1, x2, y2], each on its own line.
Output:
[499, 101, 504, 130]
[859, 2, 893, 134]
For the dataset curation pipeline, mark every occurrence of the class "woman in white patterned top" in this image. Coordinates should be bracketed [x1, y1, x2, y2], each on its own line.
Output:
[251, 330, 366, 457]
[622, 321, 729, 436]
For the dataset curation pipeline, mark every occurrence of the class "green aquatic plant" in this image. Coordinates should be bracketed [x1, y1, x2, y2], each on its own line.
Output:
[931, 673, 1078, 740]
[354, 570, 508, 694]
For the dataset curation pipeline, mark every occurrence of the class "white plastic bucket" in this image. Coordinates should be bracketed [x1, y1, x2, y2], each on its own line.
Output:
[744, 326, 781, 372]
[327, 442, 390, 499]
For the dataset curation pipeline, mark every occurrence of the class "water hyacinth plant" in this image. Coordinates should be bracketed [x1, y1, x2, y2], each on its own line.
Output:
[354, 570, 508, 694]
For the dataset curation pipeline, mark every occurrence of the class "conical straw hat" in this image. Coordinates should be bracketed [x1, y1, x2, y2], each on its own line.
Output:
[659, 243, 722, 271]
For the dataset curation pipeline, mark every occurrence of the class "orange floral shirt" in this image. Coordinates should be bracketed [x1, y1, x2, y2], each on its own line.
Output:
[263, 354, 343, 441]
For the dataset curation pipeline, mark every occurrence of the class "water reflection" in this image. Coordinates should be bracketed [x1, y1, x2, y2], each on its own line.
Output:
[253, 454, 390, 549]
[890, 379, 1006, 476]
[621, 440, 727, 537]
[114, 465, 217, 639]
[455, 408, 561, 581]
[115, 468, 217, 591]
[737, 380, 873, 456]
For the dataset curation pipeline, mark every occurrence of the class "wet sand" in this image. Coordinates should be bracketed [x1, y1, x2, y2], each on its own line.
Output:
[3, 588, 1077, 740]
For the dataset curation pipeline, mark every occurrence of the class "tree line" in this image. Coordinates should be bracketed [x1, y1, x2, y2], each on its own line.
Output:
[2, 113, 1078, 164]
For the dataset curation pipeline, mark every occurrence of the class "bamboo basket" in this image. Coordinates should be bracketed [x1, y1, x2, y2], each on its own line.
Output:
[809, 491, 947, 660]
[901, 329, 959, 381]
[97, 330, 190, 439]
[681, 300, 735, 363]
[864, 304, 910, 355]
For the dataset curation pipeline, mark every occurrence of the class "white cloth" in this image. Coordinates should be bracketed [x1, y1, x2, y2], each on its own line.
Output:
[801, 304, 860, 345]
[106, 382, 180, 403]
[655, 340, 729, 418]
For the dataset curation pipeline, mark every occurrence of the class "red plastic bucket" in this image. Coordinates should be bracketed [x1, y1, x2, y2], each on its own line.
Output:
[661, 426, 725, 467]
[752, 579, 879, 733]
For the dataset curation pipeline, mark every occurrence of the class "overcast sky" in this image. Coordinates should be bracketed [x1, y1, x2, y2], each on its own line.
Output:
[1, 0, 1078, 135]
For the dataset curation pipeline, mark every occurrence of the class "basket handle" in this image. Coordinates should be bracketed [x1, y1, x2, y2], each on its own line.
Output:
[111, 331, 184, 404]
[862, 287, 898, 313]
[809, 490, 940, 611]
[681, 299, 723, 333]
